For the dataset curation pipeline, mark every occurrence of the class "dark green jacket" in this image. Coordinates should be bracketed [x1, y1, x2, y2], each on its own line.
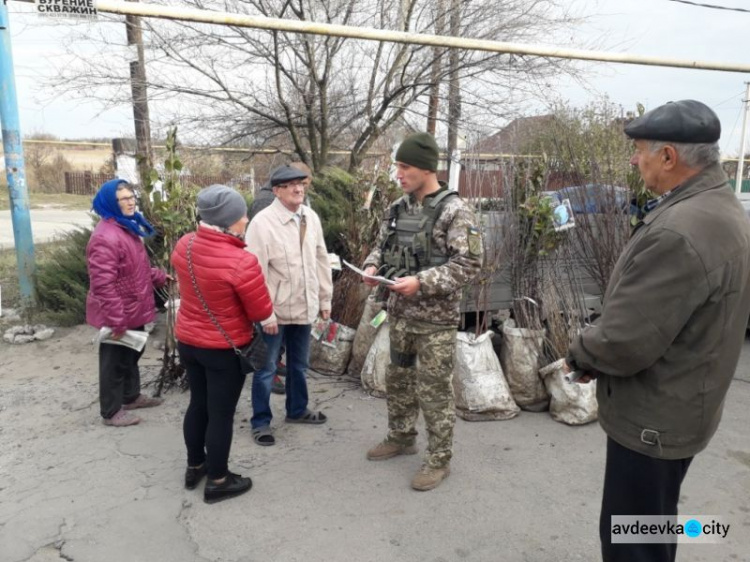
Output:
[570, 163, 750, 459]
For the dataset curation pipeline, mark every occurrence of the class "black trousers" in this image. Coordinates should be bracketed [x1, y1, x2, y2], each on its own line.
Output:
[178, 342, 246, 480]
[600, 437, 693, 562]
[99, 330, 145, 419]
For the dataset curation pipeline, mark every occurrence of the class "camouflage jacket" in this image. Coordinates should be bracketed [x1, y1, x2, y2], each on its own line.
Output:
[363, 186, 483, 326]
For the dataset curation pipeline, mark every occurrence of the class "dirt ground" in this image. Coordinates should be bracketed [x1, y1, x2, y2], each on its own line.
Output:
[0, 321, 748, 562]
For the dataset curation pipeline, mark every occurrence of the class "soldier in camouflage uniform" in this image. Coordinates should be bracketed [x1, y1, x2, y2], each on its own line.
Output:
[361, 132, 483, 491]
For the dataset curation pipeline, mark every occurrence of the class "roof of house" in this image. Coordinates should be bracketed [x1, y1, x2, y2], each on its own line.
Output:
[472, 115, 554, 155]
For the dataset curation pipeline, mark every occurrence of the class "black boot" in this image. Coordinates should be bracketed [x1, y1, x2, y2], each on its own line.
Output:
[204, 472, 253, 504]
[184, 464, 207, 490]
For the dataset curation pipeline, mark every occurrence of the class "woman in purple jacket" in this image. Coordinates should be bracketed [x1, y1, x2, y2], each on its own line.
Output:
[87, 179, 167, 427]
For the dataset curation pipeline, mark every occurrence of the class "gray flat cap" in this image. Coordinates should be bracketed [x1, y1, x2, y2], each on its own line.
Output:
[269, 165, 309, 187]
[624, 100, 720, 143]
[197, 184, 247, 229]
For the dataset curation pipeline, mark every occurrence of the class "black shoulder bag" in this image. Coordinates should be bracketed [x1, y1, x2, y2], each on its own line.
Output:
[186, 234, 266, 374]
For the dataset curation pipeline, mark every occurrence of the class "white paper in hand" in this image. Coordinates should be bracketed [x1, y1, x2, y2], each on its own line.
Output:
[342, 260, 396, 285]
[95, 327, 149, 352]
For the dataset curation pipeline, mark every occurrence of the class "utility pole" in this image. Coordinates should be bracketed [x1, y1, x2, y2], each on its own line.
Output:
[125, 0, 153, 185]
[1, 0, 36, 307]
[426, 0, 446, 135]
[446, 0, 461, 179]
[735, 81, 750, 194]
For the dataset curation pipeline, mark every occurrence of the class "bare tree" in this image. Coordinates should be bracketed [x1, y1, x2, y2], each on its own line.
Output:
[523, 99, 636, 294]
[48, 0, 583, 171]
[24, 134, 74, 193]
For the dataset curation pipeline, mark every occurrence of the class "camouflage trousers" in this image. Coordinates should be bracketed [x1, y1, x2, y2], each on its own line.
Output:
[385, 317, 457, 469]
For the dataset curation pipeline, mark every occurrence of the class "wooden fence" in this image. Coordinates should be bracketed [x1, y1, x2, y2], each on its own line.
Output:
[63, 173, 254, 195]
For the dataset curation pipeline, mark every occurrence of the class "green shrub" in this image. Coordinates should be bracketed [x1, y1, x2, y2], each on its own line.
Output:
[34, 227, 92, 326]
[309, 167, 399, 263]
[309, 167, 399, 327]
[309, 167, 357, 260]
[139, 128, 198, 393]
[243, 192, 254, 218]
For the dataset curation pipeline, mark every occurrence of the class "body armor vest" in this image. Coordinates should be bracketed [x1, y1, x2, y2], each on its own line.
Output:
[381, 189, 458, 279]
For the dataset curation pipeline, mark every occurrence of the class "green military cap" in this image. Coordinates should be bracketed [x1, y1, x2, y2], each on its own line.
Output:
[395, 133, 440, 172]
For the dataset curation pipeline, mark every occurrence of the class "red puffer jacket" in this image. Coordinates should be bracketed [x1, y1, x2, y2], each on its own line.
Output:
[86, 219, 167, 333]
[172, 226, 273, 349]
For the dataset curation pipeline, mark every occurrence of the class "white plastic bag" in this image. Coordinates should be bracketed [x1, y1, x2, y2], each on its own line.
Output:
[453, 331, 520, 421]
[348, 296, 385, 377]
[499, 319, 549, 411]
[539, 358, 598, 425]
[309, 323, 356, 376]
[361, 322, 390, 398]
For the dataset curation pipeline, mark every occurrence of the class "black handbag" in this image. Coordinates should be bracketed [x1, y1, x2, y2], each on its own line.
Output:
[186, 234, 266, 374]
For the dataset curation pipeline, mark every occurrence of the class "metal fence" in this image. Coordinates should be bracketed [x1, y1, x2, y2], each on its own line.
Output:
[436, 169, 582, 199]
[63, 172, 254, 195]
[63, 172, 113, 195]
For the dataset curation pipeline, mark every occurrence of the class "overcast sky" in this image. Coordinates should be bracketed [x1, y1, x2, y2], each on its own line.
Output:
[5, 0, 750, 156]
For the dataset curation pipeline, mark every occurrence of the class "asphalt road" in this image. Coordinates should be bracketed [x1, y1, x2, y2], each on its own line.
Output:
[0, 209, 93, 250]
[0, 322, 747, 562]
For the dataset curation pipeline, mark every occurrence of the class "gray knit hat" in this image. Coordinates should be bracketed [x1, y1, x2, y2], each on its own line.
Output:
[197, 184, 247, 228]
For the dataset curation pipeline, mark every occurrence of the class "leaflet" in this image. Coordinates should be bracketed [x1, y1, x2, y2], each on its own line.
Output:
[342, 260, 396, 286]
[95, 327, 149, 352]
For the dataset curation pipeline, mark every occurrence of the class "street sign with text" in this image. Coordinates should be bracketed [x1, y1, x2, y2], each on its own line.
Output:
[34, 0, 97, 19]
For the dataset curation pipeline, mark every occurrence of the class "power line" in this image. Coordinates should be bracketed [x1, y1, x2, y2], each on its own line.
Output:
[725, 104, 743, 152]
[666, 0, 750, 14]
[714, 90, 745, 108]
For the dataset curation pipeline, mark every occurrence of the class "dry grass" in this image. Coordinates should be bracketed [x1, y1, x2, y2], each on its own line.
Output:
[0, 147, 110, 169]
[0, 241, 66, 312]
[0, 193, 92, 211]
[55, 148, 111, 169]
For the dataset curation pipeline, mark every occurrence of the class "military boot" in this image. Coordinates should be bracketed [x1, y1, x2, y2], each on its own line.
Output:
[411, 464, 450, 491]
[366, 441, 418, 461]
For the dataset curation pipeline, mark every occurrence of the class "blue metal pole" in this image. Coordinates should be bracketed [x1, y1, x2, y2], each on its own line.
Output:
[0, 0, 36, 307]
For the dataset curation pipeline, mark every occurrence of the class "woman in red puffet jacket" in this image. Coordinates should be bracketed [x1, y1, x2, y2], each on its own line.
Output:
[171, 184, 272, 505]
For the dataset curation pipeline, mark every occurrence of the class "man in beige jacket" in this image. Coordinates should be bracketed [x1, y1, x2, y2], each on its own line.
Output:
[249, 162, 314, 396]
[245, 165, 333, 446]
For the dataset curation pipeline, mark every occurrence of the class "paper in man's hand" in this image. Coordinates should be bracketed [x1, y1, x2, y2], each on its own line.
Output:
[343, 260, 396, 286]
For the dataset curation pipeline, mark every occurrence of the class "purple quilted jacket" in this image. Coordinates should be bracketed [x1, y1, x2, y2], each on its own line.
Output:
[86, 219, 167, 333]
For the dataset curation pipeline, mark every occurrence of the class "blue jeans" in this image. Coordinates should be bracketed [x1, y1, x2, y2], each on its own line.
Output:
[251, 324, 311, 429]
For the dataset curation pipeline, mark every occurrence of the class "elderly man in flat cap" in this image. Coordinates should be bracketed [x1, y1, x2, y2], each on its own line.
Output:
[245, 165, 333, 446]
[249, 161, 315, 396]
[565, 100, 750, 562]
